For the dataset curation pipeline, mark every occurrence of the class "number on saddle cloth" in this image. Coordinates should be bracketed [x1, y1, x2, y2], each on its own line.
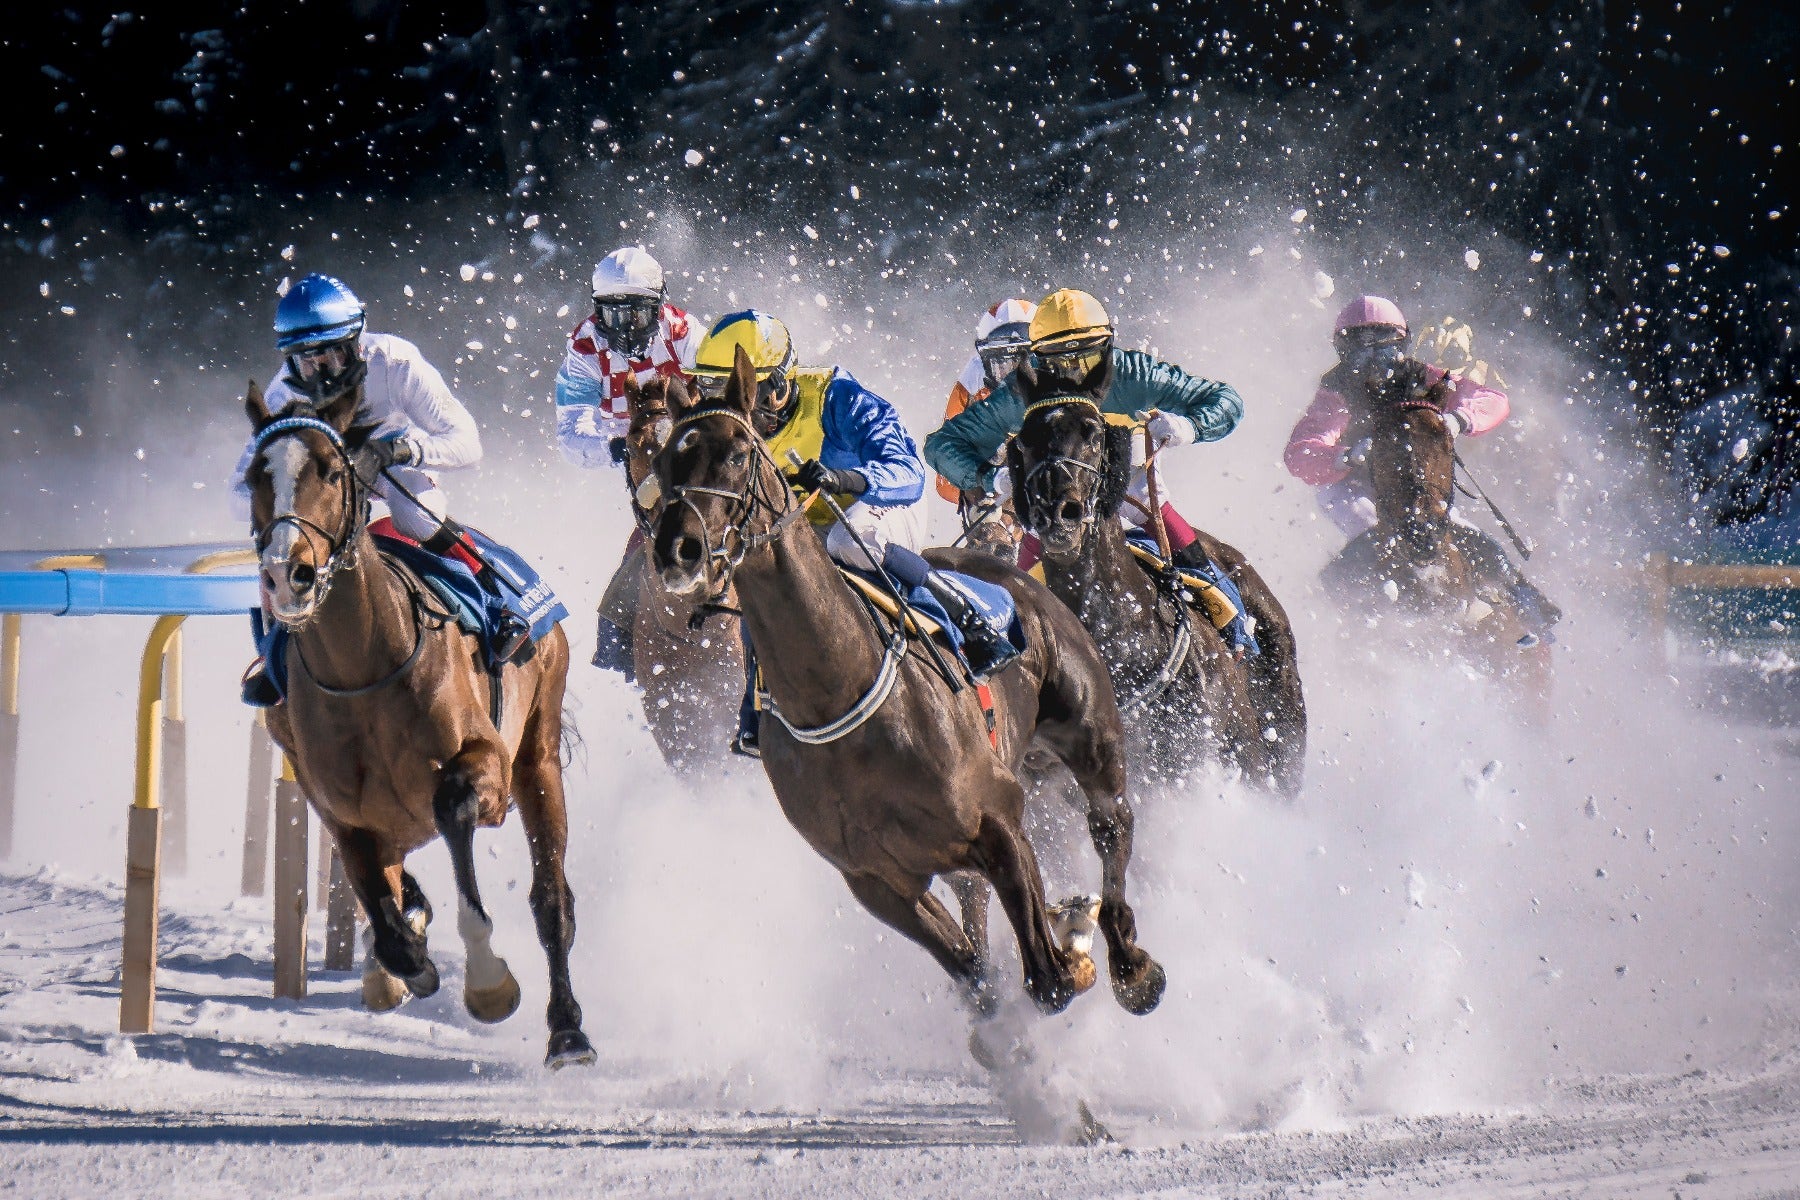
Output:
[1123, 529, 1260, 656]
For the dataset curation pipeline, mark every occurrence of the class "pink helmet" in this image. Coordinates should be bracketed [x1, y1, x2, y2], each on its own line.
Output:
[1333, 295, 1407, 337]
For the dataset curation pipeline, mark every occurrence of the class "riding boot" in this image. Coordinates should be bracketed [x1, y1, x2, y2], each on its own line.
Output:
[592, 612, 636, 681]
[731, 623, 762, 758]
[879, 544, 1021, 680]
[1450, 524, 1562, 640]
[492, 612, 532, 664]
[240, 659, 282, 708]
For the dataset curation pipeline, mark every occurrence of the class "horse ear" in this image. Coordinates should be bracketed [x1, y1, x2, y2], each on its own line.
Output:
[622, 373, 643, 417]
[1012, 357, 1043, 399]
[666, 372, 695, 414]
[727, 344, 758, 416]
[316, 387, 360, 435]
[245, 379, 272, 431]
[1081, 348, 1116, 400]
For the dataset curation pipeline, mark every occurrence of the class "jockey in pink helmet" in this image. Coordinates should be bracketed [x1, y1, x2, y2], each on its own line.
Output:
[1283, 296, 1560, 638]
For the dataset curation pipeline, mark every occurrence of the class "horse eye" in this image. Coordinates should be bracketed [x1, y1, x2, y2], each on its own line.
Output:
[728, 451, 749, 468]
[325, 467, 343, 484]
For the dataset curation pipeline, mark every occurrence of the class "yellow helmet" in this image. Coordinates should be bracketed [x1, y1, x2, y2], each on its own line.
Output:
[1029, 289, 1112, 350]
[693, 310, 794, 381]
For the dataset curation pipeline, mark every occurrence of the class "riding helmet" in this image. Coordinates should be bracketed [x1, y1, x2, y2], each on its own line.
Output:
[274, 274, 366, 352]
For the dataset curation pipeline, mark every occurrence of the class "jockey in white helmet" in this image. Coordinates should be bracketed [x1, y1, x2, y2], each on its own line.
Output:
[553, 246, 705, 678]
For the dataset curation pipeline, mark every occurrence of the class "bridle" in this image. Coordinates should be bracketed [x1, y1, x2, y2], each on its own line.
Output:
[249, 414, 369, 626]
[654, 405, 812, 596]
[1017, 396, 1105, 534]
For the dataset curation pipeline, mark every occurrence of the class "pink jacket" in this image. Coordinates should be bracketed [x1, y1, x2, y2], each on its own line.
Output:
[1283, 364, 1508, 486]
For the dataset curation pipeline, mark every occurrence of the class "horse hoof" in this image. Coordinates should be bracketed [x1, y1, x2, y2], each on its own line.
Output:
[1112, 959, 1167, 1016]
[361, 966, 410, 1012]
[1068, 950, 1098, 997]
[464, 970, 522, 1024]
[403, 959, 440, 999]
[545, 1029, 596, 1070]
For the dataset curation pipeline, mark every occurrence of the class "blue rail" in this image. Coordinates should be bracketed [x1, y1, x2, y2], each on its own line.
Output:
[0, 570, 259, 617]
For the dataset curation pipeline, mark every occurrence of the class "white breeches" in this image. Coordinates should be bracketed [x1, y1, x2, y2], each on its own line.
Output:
[373, 466, 448, 540]
[824, 501, 926, 571]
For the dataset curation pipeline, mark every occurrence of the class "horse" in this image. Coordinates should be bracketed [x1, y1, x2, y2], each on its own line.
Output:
[617, 373, 746, 775]
[1007, 369, 1308, 796]
[645, 348, 1166, 1102]
[241, 379, 594, 1068]
[1325, 363, 1552, 706]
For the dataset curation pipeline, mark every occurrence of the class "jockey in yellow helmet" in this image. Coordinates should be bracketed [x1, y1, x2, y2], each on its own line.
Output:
[690, 310, 1018, 754]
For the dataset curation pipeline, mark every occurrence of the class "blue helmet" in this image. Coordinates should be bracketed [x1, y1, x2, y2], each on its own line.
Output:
[274, 274, 366, 352]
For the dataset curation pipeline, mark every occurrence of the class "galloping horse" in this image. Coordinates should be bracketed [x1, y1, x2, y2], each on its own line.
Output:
[618, 374, 746, 775]
[242, 380, 594, 1067]
[1008, 369, 1308, 795]
[1326, 363, 1551, 704]
[646, 348, 1165, 1058]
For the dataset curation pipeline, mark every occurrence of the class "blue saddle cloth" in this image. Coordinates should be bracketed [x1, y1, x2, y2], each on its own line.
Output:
[1123, 528, 1259, 656]
[842, 565, 1026, 667]
[252, 531, 568, 699]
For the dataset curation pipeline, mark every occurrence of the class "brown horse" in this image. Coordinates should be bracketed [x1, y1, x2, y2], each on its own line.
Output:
[1008, 374, 1308, 796]
[616, 374, 746, 775]
[1327, 364, 1552, 705]
[241, 380, 594, 1067]
[645, 348, 1165, 1052]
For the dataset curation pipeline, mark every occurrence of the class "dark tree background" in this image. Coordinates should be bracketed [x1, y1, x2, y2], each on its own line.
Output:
[3, 0, 1793, 479]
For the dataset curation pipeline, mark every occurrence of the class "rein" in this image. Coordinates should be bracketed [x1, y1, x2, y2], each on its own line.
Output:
[290, 557, 445, 696]
[1387, 399, 1536, 560]
[250, 415, 367, 625]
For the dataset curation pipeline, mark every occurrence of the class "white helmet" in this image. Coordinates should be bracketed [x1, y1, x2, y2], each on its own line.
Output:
[592, 246, 664, 300]
[975, 298, 1037, 343]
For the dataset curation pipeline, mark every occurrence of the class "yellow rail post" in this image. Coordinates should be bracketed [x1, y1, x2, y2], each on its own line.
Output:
[2, 555, 106, 863]
[272, 755, 309, 1000]
[160, 626, 187, 874]
[120, 612, 185, 1034]
[240, 711, 275, 896]
[0, 612, 19, 862]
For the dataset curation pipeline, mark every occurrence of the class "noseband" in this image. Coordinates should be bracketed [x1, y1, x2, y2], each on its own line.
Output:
[1018, 396, 1105, 531]
[655, 405, 811, 592]
[250, 414, 368, 623]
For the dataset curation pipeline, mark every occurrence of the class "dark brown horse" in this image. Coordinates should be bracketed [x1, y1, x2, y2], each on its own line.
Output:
[645, 348, 1165, 1063]
[617, 374, 746, 775]
[242, 380, 593, 1067]
[1008, 374, 1308, 796]
[1327, 364, 1552, 705]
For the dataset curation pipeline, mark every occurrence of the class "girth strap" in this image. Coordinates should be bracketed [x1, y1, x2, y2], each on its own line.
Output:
[758, 633, 909, 745]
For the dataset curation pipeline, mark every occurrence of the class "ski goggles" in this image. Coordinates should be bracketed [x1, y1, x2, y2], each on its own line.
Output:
[1334, 324, 1408, 353]
[978, 344, 1030, 386]
[289, 340, 356, 380]
[1031, 335, 1112, 381]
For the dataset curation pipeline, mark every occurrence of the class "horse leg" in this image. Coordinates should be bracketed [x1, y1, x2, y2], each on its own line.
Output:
[841, 871, 995, 1017]
[333, 824, 438, 1003]
[512, 703, 596, 1068]
[947, 871, 993, 999]
[974, 811, 1095, 1015]
[1195, 539, 1308, 798]
[433, 744, 521, 1025]
[399, 870, 433, 932]
[1034, 714, 1165, 1015]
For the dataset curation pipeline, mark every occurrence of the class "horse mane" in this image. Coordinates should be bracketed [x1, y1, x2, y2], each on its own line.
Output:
[1096, 422, 1133, 518]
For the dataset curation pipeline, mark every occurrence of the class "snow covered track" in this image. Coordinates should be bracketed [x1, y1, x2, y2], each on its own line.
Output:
[3, 868, 1798, 1197]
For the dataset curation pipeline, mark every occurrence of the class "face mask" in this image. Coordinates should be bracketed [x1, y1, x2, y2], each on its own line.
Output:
[978, 346, 1028, 390]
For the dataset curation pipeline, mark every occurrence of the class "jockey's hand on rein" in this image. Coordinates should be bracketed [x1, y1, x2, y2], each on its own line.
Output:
[367, 433, 417, 471]
[1338, 437, 1373, 469]
[793, 459, 868, 497]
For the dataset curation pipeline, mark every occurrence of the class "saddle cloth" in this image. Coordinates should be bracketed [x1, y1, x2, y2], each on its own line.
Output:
[837, 565, 1026, 670]
[252, 521, 567, 700]
[1121, 529, 1260, 656]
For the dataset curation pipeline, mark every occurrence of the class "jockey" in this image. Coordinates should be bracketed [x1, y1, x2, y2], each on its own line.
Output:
[687, 310, 1016, 756]
[936, 298, 1038, 506]
[232, 272, 528, 705]
[923, 288, 1243, 567]
[554, 246, 704, 678]
[1283, 295, 1560, 636]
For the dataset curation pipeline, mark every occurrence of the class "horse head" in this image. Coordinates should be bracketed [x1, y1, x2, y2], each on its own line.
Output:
[1363, 362, 1462, 582]
[1007, 362, 1132, 563]
[647, 345, 791, 598]
[242, 377, 379, 626]
[621, 373, 683, 494]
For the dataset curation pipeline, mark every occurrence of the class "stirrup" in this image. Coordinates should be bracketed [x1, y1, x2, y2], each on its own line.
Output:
[492, 616, 532, 664]
[960, 629, 1021, 682]
[730, 729, 762, 759]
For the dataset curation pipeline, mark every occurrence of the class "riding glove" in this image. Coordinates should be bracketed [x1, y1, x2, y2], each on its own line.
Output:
[986, 465, 1014, 502]
[1442, 410, 1469, 438]
[1138, 410, 1198, 449]
[1338, 437, 1373, 469]
[367, 433, 417, 470]
[608, 435, 629, 466]
[793, 459, 868, 497]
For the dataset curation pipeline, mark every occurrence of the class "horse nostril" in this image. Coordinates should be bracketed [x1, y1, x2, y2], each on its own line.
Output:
[675, 536, 703, 568]
[1057, 500, 1084, 525]
[289, 561, 316, 591]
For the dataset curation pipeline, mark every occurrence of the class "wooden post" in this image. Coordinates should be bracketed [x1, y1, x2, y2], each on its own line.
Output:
[240, 712, 275, 896]
[160, 627, 187, 875]
[119, 805, 163, 1033]
[0, 612, 19, 862]
[324, 850, 357, 971]
[119, 613, 184, 1034]
[272, 757, 309, 1000]
[1645, 553, 1673, 661]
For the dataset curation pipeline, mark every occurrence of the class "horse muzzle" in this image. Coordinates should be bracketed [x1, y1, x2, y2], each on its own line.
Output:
[1032, 508, 1089, 561]
[260, 549, 325, 625]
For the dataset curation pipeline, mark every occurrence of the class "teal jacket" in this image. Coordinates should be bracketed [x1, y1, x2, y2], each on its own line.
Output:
[923, 347, 1244, 492]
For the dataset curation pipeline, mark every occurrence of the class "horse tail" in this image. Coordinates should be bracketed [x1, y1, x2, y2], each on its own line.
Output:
[558, 701, 587, 772]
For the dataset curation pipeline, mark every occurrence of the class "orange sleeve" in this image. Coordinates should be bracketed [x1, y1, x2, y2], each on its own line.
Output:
[935, 382, 977, 502]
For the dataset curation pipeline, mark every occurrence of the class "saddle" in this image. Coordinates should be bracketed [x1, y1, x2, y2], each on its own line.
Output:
[1120, 530, 1259, 656]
